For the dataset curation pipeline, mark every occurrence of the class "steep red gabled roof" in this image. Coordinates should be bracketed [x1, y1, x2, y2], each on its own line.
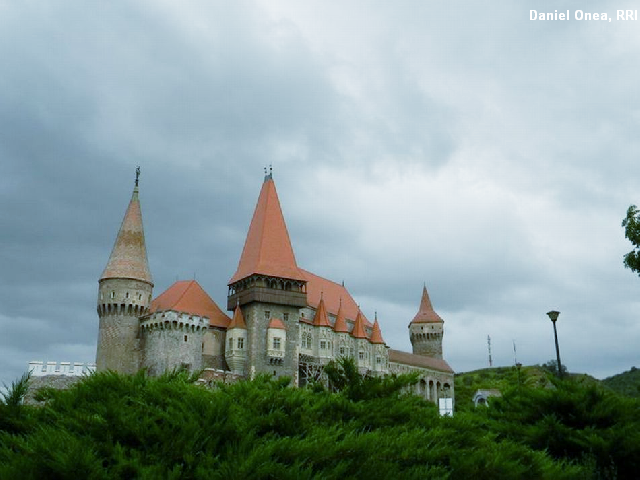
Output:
[351, 310, 368, 339]
[150, 280, 230, 328]
[369, 317, 385, 345]
[333, 300, 349, 333]
[312, 297, 332, 328]
[268, 317, 286, 330]
[410, 286, 444, 324]
[228, 305, 247, 330]
[229, 176, 305, 284]
[101, 186, 153, 285]
[301, 269, 371, 327]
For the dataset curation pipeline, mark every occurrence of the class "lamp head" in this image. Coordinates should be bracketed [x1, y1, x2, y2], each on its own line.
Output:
[547, 310, 560, 322]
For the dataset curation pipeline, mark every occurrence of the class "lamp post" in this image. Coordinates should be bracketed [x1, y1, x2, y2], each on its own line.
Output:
[546, 310, 563, 379]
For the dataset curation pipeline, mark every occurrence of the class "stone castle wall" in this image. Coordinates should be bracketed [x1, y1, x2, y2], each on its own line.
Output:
[140, 311, 208, 375]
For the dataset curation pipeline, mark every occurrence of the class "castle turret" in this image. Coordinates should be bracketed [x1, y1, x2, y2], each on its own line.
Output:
[225, 304, 248, 375]
[227, 171, 306, 379]
[409, 286, 444, 359]
[96, 168, 153, 374]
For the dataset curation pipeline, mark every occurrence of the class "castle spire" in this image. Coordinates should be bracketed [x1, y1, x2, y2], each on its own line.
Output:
[333, 298, 349, 333]
[100, 168, 153, 285]
[369, 316, 385, 345]
[351, 309, 368, 339]
[229, 174, 305, 284]
[410, 285, 443, 324]
[312, 297, 332, 327]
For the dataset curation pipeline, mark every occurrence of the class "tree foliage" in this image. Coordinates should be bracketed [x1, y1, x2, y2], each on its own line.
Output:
[1, 368, 638, 479]
[622, 204, 640, 275]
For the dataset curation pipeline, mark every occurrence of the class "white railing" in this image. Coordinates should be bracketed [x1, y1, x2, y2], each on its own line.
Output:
[28, 361, 96, 377]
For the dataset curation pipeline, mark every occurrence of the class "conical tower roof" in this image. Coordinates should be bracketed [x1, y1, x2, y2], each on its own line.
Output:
[312, 296, 332, 328]
[410, 285, 443, 324]
[369, 315, 385, 345]
[229, 174, 305, 284]
[351, 310, 368, 339]
[333, 299, 349, 333]
[101, 178, 153, 285]
[228, 304, 247, 330]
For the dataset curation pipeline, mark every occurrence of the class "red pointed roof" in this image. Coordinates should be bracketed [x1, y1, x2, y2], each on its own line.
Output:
[101, 186, 153, 285]
[228, 305, 247, 330]
[351, 310, 368, 339]
[301, 269, 371, 327]
[229, 176, 306, 284]
[369, 318, 385, 345]
[312, 297, 332, 327]
[333, 300, 349, 333]
[150, 280, 230, 328]
[268, 317, 286, 330]
[410, 286, 443, 324]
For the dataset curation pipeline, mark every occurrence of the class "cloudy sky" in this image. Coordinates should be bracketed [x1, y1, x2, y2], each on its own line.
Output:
[2, 0, 639, 388]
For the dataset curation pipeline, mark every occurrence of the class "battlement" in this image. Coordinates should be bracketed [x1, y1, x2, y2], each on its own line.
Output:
[28, 361, 96, 377]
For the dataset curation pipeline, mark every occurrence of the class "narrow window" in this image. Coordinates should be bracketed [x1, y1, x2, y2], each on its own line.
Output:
[264, 310, 270, 320]
[110, 291, 115, 299]
[320, 340, 327, 350]
[138, 293, 142, 300]
[339, 347, 345, 355]
[237, 338, 243, 349]
[184, 335, 188, 342]
[358, 351, 364, 360]
[126, 292, 130, 299]
[273, 337, 281, 350]
[283, 313, 289, 322]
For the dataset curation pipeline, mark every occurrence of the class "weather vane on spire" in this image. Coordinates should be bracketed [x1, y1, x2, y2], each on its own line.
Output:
[135, 166, 141, 187]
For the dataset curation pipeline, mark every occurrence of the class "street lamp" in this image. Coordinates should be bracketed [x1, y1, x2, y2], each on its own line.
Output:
[546, 310, 563, 379]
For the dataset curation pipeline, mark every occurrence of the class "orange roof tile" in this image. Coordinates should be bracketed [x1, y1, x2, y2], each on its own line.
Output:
[333, 300, 349, 333]
[228, 305, 247, 330]
[101, 186, 153, 285]
[312, 297, 332, 328]
[410, 286, 443, 324]
[351, 310, 368, 339]
[150, 280, 230, 328]
[301, 269, 371, 328]
[369, 317, 385, 345]
[229, 177, 306, 284]
[388, 349, 454, 374]
[268, 317, 286, 330]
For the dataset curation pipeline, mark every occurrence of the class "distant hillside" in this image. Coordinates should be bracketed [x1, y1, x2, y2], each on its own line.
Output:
[602, 366, 640, 398]
[454, 365, 600, 410]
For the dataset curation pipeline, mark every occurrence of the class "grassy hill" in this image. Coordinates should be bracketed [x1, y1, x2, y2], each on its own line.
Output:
[454, 365, 601, 410]
[602, 366, 640, 398]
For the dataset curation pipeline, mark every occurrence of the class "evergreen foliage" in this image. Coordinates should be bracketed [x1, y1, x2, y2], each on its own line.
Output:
[1, 365, 637, 479]
[622, 204, 640, 275]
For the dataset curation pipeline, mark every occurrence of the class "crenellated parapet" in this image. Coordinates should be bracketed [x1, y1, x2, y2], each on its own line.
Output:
[140, 310, 209, 333]
[28, 361, 96, 377]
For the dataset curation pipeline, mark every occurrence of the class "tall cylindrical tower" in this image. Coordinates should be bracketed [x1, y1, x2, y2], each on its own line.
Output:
[96, 169, 153, 374]
[409, 286, 444, 359]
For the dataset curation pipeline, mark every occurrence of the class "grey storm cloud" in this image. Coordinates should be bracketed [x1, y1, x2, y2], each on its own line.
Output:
[1, 0, 640, 388]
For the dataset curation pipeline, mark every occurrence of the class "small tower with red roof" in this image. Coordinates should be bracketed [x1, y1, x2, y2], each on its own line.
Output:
[96, 168, 154, 374]
[225, 304, 248, 374]
[409, 286, 445, 359]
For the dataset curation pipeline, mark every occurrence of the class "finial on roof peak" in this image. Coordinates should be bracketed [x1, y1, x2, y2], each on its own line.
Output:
[135, 166, 140, 187]
[264, 164, 273, 182]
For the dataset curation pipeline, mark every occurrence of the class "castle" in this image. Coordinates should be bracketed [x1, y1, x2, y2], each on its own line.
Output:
[95, 170, 454, 403]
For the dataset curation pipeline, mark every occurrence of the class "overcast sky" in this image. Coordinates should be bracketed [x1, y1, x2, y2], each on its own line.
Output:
[2, 0, 639, 388]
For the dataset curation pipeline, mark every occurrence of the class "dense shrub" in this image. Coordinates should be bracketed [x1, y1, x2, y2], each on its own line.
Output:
[2, 363, 635, 479]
